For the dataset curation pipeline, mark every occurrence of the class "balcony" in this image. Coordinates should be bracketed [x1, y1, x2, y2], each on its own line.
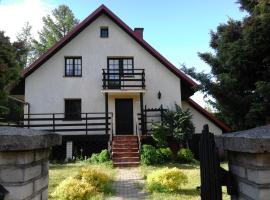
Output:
[102, 68, 145, 92]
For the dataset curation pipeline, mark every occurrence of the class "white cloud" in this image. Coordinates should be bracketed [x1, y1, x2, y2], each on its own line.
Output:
[0, 0, 55, 41]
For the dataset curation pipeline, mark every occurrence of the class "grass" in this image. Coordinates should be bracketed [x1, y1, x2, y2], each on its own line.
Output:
[140, 162, 230, 200]
[48, 161, 115, 200]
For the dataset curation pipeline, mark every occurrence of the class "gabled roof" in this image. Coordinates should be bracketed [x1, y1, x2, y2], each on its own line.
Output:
[22, 5, 197, 88]
[187, 98, 231, 132]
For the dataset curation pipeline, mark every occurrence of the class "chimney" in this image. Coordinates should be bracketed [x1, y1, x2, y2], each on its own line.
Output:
[134, 28, 144, 39]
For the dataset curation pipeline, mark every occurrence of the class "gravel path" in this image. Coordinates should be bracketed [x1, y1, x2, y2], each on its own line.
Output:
[107, 168, 148, 200]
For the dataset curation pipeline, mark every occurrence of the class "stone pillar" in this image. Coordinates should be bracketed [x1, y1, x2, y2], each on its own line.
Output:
[215, 125, 270, 200]
[0, 127, 61, 200]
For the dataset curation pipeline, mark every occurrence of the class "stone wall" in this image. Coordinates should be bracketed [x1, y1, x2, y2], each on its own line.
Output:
[216, 125, 270, 200]
[0, 127, 61, 200]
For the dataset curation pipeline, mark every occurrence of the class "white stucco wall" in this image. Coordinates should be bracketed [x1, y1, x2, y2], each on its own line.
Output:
[25, 14, 182, 135]
[182, 101, 223, 135]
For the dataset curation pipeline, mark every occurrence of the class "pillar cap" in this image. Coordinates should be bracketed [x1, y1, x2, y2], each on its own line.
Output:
[215, 125, 270, 153]
[0, 126, 62, 151]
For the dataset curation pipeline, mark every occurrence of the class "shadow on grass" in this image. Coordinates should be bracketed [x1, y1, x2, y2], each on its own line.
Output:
[149, 162, 199, 170]
[178, 188, 200, 196]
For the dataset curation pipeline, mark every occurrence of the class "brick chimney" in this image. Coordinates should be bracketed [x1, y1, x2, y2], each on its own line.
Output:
[134, 28, 144, 39]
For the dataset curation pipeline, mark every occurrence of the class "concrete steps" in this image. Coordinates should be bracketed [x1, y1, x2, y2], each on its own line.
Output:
[112, 135, 140, 167]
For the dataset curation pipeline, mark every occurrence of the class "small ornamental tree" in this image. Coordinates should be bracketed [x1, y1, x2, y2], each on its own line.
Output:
[151, 104, 195, 147]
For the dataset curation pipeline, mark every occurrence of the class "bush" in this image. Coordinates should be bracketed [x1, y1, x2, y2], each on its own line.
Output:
[98, 149, 110, 162]
[141, 145, 174, 165]
[51, 177, 96, 200]
[89, 153, 99, 163]
[89, 149, 110, 163]
[146, 167, 188, 192]
[177, 148, 194, 163]
[152, 123, 167, 147]
[141, 145, 158, 165]
[76, 167, 111, 191]
[156, 147, 173, 163]
[52, 167, 112, 200]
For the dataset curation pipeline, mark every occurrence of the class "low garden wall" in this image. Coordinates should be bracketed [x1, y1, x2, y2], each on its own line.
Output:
[216, 125, 270, 200]
[0, 127, 61, 200]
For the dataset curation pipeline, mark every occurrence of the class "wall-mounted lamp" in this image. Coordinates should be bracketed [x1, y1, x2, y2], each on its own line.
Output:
[158, 91, 162, 99]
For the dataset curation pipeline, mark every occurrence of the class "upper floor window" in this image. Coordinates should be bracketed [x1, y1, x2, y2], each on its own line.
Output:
[100, 27, 109, 38]
[65, 57, 82, 77]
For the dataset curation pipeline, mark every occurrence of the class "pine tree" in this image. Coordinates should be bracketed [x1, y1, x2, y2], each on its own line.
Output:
[182, 0, 270, 130]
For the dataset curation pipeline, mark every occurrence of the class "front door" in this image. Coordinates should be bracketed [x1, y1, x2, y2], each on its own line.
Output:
[115, 99, 133, 135]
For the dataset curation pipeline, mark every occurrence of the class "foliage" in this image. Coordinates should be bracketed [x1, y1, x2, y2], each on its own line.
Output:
[146, 167, 188, 193]
[163, 104, 195, 145]
[15, 22, 35, 66]
[51, 177, 96, 200]
[33, 5, 79, 56]
[182, 0, 270, 130]
[76, 167, 112, 192]
[152, 123, 167, 147]
[141, 145, 174, 165]
[51, 166, 113, 200]
[89, 149, 110, 163]
[0, 31, 21, 115]
[177, 148, 194, 163]
[140, 163, 230, 200]
[156, 148, 173, 164]
[141, 145, 158, 165]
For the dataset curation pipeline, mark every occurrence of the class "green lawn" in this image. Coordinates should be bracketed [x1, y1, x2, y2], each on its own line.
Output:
[49, 162, 230, 200]
[48, 162, 115, 200]
[140, 162, 230, 200]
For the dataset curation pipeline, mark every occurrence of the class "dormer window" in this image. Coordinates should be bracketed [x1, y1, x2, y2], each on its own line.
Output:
[100, 27, 109, 38]
[65, 57, 82, 77]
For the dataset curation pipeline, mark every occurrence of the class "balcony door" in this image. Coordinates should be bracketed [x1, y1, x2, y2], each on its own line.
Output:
[107, 58, 133, 89]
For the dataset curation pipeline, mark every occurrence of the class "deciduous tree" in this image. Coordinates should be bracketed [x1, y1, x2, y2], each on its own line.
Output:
[33, 5, 79, 56]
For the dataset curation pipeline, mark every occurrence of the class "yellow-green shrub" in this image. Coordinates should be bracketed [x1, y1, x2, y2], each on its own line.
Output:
[51, 177, 96, 200]
[76, 167, 111, 192]
[146, 167, 188, 193]
[52, 167, 112, 200]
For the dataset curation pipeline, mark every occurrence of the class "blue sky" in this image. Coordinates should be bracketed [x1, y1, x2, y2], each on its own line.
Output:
[0, 0, 247, 106]
[47, 0, 247, 72]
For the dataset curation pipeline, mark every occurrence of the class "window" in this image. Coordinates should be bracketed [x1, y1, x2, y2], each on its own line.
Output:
[108, 58, 134, 75]
[100, 27, 109, 38]
[65, 57, 82, 77]
[122, 58, 133, 75]
[64, 99, 81, 120]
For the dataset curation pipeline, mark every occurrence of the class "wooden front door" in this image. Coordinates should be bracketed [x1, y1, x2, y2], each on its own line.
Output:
[115, 99, 133, 135]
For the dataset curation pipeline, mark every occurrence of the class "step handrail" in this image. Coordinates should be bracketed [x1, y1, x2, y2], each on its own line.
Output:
[135, 116, 141, 154]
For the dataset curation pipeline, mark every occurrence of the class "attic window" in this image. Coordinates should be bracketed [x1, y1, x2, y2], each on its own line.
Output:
[100, 27, 109, 38]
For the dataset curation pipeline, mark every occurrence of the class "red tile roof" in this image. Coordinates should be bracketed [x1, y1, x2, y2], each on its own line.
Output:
[22, 5, 197, 88]
[187, 98, 231, 132]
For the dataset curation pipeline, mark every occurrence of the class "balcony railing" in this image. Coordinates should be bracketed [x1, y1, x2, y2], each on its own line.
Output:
[102, 68, 145, 90]
[0, 112, 113, 135]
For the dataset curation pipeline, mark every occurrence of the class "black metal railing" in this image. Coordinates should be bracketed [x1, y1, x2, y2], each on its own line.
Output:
[0, 112, 113, 135]
[102, 68, 145, 90]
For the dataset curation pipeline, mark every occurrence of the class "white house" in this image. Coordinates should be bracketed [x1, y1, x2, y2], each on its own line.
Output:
[16, 5, 230, 163]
